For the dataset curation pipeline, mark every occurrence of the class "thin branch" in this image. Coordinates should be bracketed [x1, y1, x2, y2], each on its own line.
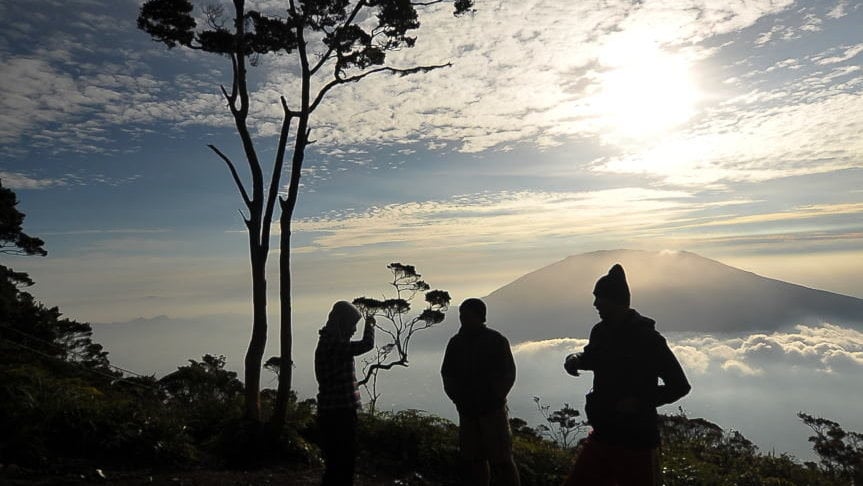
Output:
[358, 358, 408, 386]
[309, 0, 368, 76]
[237, 208, 250, 225]
[209, 144, 252, 208]
[411, 0, 447, 5]
[310, 63, 451, 113]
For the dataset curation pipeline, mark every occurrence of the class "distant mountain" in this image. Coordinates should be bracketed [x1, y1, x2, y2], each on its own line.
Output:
[484, 250, 863, 344]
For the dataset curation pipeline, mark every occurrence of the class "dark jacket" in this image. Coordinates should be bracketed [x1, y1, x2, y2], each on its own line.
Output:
[441, 324, 516, 417]
[577, 309, 691, 448]
[315, 321, 374, 411]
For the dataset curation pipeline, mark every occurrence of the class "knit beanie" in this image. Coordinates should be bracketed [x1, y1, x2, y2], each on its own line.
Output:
[593, 263, 631, 306]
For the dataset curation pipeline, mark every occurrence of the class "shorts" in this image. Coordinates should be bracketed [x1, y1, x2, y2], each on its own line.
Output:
[459, 406, 514, 463]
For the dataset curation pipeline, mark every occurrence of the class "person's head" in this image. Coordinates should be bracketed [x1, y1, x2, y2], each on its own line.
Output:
[324, 300, 362, 341]
[592, 263, 630, 323]
[459, 298, 487, 328]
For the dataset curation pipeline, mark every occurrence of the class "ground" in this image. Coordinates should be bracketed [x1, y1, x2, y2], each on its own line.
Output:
[0, 464, 439, 485]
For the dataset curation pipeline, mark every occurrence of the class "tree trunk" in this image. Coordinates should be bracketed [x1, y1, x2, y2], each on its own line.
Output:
[269, 19, 311, 431]
[244, 243, 267, 422]
[270, 204, 293, 428]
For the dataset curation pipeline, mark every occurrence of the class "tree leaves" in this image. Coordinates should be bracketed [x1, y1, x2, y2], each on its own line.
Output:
[137, 0, 196, 49]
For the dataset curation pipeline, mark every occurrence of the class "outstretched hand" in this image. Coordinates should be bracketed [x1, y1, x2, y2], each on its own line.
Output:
[564, 353, 580, 376]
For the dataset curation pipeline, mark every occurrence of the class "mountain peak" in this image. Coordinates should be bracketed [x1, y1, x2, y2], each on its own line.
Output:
[485, 250, 863, 343]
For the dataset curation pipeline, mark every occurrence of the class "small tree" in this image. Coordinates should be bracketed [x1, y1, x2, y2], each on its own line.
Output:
[1, 180, 46, 257]
[0, 181, 111, 372]
[138, 0, 475, 426]
[533, 396, 587, 449]
[352, 262, 449, 413]
[799, 411, 863, 483]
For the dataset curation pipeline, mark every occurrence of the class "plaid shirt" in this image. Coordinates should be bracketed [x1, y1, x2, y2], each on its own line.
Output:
[315, 321, 374, 410]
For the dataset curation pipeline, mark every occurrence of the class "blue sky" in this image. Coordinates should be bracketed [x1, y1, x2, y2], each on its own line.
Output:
[2, 0, 862, 324]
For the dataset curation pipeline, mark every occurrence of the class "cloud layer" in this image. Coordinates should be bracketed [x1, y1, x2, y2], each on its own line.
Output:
[3, 0, 859, 188]
[512, 323, 863, 378]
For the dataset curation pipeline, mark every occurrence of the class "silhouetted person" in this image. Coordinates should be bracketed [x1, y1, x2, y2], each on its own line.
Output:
[441, 298, 521, 486]
[315, 301, 375, 486]
[563, 264, 691, 486]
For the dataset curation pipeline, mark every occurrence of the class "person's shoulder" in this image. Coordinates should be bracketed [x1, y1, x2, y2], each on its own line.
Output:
[482, 325, 511, 344]
[630, 310, 668, 343]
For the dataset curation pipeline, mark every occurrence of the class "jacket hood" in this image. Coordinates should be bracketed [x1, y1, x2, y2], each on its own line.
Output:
[320, 300, 361, 341]
[627, 309, 656, 330]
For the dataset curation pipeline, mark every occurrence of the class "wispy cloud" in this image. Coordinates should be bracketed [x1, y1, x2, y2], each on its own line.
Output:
[0, 170, 66, 189]
[683, 202, 863, 228]
[293, 188, 698, 251]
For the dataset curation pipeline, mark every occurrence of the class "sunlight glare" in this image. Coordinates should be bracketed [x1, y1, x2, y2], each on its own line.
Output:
[592, 38, 700, 140]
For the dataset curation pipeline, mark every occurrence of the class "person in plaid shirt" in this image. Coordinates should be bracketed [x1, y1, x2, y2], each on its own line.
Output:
[315, 300, 375, 485]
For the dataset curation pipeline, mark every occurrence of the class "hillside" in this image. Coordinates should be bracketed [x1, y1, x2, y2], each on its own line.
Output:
[485, 250, 863, 343]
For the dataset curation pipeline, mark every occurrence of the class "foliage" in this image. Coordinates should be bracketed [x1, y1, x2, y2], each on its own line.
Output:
[0, 363, 197, 468]
[799, 411, 863, 484]
[352, 262, 450, 413]
[660, 409, 847, 486]
[532, 396, 587, 449]
[509, 418, 573, 485]
[0, 180, 46, 257]
[356, 409, 460, 481]
[158, 354, 244, 441]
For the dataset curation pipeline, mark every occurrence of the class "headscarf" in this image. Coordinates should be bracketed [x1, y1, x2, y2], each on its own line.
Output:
[320, 300, 362, 341]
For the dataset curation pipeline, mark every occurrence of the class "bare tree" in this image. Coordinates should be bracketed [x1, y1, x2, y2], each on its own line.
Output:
[533, 396, 587, 449]
[138, 0, 474, 425]
[353, 262, 450, 413]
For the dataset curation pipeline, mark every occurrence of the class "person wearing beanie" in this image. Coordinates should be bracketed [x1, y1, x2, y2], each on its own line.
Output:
[315, 300, 375, 485]
[562, 264, 691, 486]
[441, 298, 521, 486]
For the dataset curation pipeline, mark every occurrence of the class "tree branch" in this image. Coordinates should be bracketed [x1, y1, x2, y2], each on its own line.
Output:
[262, 97, 294, 244]
[209, 144, 252, 208]
[358, 358, 408, 386]
[309, 0, 368, 76]
[310, 63, 451, 113]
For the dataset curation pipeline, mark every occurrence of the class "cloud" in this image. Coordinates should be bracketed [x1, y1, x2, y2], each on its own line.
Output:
[3, 0, 857, 193]
[681, 202, 863, 228]
[597, 87, 863, 185]
[0, 171, 66, 190]
[671, 324, 863, 375]
[827, 1, 849, 19]
[512, 324, 863, 379]
[292, 188, 701, 251]
[512, 338, 587, 357]
[816, 43, 863, 65]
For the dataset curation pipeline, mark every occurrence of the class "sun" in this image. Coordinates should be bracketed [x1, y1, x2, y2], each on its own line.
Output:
[591, 38, 700, 141]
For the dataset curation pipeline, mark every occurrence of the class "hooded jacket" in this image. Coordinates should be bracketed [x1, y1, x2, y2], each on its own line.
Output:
[315, 301, 374, 411]
[441, 323, 516, 417]
[577, 309, 691, 448]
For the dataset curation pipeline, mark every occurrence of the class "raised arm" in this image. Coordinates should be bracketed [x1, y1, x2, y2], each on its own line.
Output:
[349, 316, 375, 356]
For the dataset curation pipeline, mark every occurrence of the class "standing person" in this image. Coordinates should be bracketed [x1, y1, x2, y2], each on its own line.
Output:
[315, 301, 375, 485]
[563, 264, 691, 486]
[441, 298, 521, 486]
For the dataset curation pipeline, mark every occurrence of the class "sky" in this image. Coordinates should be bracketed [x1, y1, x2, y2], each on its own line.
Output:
[1, 0, 862, 460]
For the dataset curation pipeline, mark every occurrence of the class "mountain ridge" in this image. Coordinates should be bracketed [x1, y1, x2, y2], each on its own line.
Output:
[484, 249, 863, 344]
